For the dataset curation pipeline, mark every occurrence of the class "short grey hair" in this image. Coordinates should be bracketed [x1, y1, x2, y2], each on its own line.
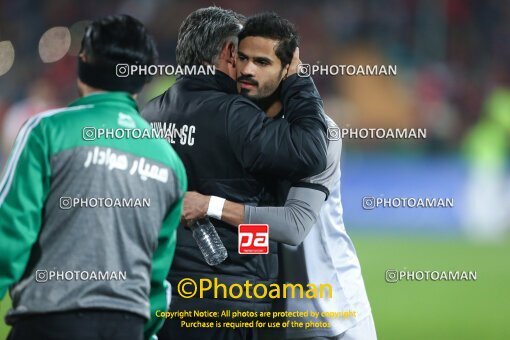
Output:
[176, 7, 244, 66]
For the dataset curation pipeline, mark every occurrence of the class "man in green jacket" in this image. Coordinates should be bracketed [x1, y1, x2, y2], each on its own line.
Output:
[0, 15, 186, 340]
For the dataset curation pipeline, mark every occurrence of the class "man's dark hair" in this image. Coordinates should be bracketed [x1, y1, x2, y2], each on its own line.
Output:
[238, 12, 298, 67]
[81, 15, 157, 66]
[79, 14, 158, 93]
[176, 7, 244, 66]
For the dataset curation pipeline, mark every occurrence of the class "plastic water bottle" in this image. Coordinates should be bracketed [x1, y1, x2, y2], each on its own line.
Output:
[190, 218, 228, 266]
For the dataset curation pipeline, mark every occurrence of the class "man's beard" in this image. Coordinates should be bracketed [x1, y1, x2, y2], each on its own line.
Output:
[238, 73, 283, 111]
[248, 85, 281, 112]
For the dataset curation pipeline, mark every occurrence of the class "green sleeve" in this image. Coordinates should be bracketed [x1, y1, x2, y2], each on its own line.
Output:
[0, 118, 50, 299]
[144, 160, 187, 340]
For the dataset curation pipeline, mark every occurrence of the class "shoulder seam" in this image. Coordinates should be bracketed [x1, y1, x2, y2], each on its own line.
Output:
[37, 104, 94, 120]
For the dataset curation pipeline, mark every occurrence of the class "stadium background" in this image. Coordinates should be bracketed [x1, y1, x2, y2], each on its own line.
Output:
[0, 0, 509, 339]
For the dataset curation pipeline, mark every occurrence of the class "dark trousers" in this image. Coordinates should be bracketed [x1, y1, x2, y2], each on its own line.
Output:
[7, 309, 145, 340]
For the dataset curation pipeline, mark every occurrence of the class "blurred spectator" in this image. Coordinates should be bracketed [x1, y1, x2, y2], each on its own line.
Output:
[1, 78, 58, 159]
[462, 86, 510, 241]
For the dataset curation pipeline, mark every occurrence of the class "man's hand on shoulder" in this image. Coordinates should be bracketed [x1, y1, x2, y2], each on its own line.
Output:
[285, 47, 301, 78]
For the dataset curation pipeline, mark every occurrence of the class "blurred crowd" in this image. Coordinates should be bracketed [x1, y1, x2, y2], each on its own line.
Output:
[1, 0, 509, 167]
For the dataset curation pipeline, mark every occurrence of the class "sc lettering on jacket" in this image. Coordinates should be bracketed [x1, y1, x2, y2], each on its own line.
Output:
[153, 122, 196, 146]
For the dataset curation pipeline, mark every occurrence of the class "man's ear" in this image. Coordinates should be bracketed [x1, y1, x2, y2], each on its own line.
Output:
[216, 41, 238, 80]
[226, 41, 236, 67]
[282, 63, 291, 80]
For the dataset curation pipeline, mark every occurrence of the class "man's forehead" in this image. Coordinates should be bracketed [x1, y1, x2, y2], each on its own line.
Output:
[239, 36, 279, 59]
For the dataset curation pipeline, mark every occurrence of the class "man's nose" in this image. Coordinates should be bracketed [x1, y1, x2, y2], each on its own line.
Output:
[240, 61, 257, 77]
